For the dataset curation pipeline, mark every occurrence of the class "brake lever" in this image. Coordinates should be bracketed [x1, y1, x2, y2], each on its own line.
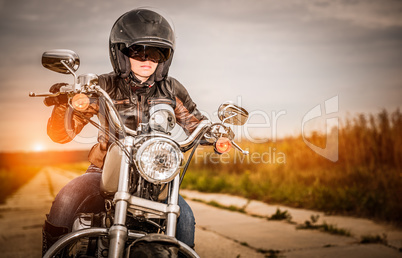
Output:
[29, 84, 75, 97]
[29, 92, 60, 97]
[231, 140, 249, 155]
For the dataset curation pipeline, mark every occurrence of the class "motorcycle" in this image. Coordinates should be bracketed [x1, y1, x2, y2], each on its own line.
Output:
[30, 49, 249, 258]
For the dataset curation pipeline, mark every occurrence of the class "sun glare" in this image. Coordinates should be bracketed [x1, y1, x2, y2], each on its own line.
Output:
[33, 143, 45, 152]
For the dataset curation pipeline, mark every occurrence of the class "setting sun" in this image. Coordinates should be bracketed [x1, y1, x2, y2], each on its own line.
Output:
[33, 143, 45, 152]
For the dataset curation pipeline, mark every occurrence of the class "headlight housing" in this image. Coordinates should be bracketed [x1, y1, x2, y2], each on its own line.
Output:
[135, 138, 183, 184]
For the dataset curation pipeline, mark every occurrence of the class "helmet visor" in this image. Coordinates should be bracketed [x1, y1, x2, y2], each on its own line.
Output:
[122, 45, 171, 63]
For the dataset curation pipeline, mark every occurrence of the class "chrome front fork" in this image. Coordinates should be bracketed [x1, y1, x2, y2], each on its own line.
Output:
[108, 136, 133, 258]
[107, 136, 181, 257]
[166, 175, 180, 237]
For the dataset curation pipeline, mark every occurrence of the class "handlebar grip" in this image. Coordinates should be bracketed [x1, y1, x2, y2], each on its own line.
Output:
[43, 94, 68, 106]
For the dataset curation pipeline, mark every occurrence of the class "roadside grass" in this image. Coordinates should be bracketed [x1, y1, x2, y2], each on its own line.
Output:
[258, 249, 283, 258]
[0, 165, 42, 204]
[181, 164, 402, 225]
[237, 241, 283, 258]
[360, 234, 388, 245]
[296, 215, 351, 237]
[182, 109, 402, 226]
[268, 208, 292, 222]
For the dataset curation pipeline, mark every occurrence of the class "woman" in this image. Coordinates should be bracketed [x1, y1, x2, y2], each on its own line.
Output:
[43, 8, 206, 254]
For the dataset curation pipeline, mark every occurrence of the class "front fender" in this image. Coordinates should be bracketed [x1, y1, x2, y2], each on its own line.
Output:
[43, 228, 109, 258]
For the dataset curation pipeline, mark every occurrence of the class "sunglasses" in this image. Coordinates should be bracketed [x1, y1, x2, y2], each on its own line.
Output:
[123, 45, 171, 63]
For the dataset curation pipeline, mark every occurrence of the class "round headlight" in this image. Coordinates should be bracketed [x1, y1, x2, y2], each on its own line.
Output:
[136, 138, 182, 184]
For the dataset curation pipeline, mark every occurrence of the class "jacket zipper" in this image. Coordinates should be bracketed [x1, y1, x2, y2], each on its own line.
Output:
[136, 96, 140, 127]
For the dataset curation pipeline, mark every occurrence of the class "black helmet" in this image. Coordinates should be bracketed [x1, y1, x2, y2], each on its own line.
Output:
[109, 8, 175, 81]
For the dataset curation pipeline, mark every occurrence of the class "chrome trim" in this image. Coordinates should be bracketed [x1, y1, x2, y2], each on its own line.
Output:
[42, 49, 80, 74]
[108, 136, 133, 258]
[231, 140, 249, 155]
[78, 73, 98, 87]
[128, 231, 147, 239]
[177, 120, 211, 149]
[166, 175, 180, 237]
[126, 194, 180, 217]
[95, 85, 211, 150]
[94, 86, 137, 136]
[43, 228, 108, 258]
[44, 228, 199, 258]
[132, 120, 211, 150]
[60, 60, 79, 91]
[218, 102, 249, 125]
[177, 241, 200, 258]
[135, 137, 183, 184]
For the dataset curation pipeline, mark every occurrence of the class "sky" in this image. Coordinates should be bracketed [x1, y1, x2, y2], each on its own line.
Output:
[0, 0, 401, 152]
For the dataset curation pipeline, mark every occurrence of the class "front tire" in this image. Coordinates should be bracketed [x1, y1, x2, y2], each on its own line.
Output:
[129, 242, 179, 258]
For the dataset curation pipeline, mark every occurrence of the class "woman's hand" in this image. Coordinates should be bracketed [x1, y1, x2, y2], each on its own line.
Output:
[43, 83, 69, 106]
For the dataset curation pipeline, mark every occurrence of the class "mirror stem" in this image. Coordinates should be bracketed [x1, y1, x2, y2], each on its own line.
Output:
[61, 60, 78, 91]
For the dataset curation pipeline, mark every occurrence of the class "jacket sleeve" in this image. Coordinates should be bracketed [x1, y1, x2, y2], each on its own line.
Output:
[170, 78, 207, 135]
[47, 102, 99, 144]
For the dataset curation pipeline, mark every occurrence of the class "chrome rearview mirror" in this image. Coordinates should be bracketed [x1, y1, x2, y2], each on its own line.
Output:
[218, 102, 249, 125]
[42, 49, 80, 74]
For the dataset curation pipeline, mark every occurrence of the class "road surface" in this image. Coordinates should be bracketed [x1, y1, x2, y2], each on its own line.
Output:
[0, 168, 401, 257]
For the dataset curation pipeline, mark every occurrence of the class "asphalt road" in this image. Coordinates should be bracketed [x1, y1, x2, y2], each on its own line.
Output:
[0, 168, 261, 257]
[0, 168, 401, 257]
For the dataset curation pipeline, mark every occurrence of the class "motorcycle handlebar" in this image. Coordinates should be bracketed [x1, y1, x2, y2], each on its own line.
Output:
[93, 85, 214, 150]
[31, 83, 243, 154]
[29, 92, 59, 97]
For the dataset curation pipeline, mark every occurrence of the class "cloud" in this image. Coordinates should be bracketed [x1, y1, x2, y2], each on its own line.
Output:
[305, 0, 402, 29]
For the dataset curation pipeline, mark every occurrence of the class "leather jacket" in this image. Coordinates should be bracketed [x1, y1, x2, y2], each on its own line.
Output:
[47, 72, 206, 168]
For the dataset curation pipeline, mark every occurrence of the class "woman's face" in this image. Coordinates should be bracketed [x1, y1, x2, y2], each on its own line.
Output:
[129, 58, 158, 83]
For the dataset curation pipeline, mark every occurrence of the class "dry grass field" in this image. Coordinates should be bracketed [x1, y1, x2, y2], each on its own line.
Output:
[182, 109, 402, 225]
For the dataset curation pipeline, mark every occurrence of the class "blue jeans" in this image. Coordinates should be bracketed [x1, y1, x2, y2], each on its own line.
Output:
[47, 166, 195, 247]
